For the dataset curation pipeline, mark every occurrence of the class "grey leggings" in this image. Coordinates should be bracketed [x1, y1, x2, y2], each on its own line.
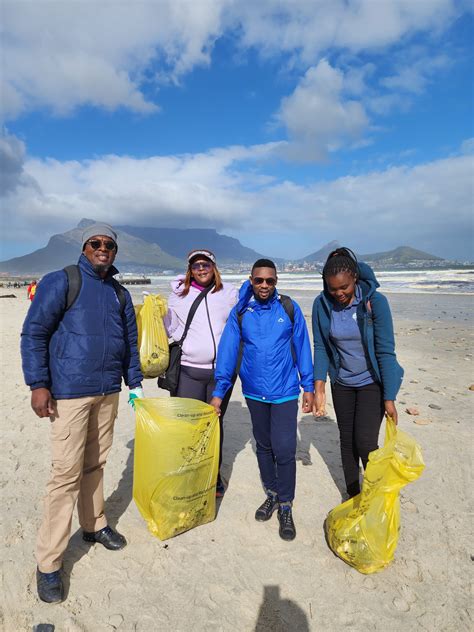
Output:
[175, 365, 232, 471]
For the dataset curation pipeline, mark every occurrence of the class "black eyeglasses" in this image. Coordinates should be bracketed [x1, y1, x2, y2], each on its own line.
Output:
[191, 261, 213, 271]
[86, 239, 116, 251]
[252, 277, 277, 286]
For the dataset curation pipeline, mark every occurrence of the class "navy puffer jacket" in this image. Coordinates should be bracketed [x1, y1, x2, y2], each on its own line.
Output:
[21, 254, 143, 399]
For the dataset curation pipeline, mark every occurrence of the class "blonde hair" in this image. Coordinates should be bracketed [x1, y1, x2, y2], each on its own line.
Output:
[179, 264, 223, 296]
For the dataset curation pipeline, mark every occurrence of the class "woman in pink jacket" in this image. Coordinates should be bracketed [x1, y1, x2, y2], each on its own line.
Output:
[163, 249, 238, 496]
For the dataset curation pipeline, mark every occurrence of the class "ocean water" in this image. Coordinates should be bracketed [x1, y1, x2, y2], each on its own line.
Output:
[127, 268, 474, 300]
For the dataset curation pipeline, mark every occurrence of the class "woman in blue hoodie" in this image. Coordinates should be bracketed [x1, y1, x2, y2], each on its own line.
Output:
[312, 248, 403, 498]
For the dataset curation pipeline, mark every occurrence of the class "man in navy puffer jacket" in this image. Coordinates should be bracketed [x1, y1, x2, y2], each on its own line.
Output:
[21, 223, 143, 604]
[211, 259, 314, 542]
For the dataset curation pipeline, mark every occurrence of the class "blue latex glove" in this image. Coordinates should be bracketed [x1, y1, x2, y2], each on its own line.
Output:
[128, 386, 144, 409]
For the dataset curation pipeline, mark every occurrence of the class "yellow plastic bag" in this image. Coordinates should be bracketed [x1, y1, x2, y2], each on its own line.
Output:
[133, 397, 219, 540]
[325, 418, 425, 574]
[135, 294, 169, 378]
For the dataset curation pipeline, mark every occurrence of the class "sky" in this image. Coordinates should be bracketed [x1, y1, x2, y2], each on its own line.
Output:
[1, 0, 473, 262]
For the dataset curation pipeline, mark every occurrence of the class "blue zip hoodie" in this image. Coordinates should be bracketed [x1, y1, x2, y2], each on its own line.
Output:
[213, 280, 314, 401]
[21, 254, 143, 399]
[312, 262, 403, 401]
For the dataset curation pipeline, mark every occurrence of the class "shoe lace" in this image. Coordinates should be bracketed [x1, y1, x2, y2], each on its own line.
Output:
[41, 571, 60, 584]
[280, 507, 293, 528]
[262, 496, 276, 511]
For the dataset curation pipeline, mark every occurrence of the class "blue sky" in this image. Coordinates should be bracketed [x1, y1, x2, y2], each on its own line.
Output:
[1, 1, 473, 261]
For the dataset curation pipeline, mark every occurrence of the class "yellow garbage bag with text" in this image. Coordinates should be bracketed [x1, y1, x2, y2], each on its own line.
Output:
[133, 397, 219, 540]
[325, 418, 425, 574]
[135, 294, 169, 378]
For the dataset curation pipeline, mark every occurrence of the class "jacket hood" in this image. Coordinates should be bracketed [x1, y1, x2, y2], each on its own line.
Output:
[322, 260, 379, 303]
[236, 280, 280, 314]
[78, 253, 119, 279]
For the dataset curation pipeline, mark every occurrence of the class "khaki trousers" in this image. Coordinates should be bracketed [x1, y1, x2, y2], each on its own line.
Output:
[36, 393, 120, 573]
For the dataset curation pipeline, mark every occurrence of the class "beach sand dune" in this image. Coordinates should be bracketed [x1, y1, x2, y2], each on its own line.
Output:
[1, 294, 472, 631]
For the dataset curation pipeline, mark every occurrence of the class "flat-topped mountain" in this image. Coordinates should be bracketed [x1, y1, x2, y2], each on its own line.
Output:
[0, 219, 268, 275]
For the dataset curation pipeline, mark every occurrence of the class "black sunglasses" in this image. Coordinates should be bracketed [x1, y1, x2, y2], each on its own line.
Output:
[86, 239, 116, 251]
[252, 276, 277, 286]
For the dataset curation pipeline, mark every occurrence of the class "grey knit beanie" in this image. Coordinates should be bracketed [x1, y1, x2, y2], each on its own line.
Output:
[82, 223, 118, 248]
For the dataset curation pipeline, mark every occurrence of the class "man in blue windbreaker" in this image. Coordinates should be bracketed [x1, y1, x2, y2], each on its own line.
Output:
[21, 222, 143, 604]
[210, 259, 314, 541]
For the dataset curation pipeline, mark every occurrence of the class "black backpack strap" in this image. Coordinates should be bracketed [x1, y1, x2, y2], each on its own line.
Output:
[64, 265, 126, 314]
[63, 265, 82, 311]
[179, 284, 215, 346]
[110, 278, 127, 313]
[279, 294, 295, 324]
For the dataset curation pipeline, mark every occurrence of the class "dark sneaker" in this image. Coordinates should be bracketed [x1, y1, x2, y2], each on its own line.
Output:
[36, 568, 64, 604]
[255, 495, 278, 522]
[278, 505, 296, 541]
[216, 475, 226, 498]
[83, 525, 127, 550]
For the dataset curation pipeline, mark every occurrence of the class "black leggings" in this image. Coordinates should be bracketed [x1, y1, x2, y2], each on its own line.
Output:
[175, 365, 232, 472]
[331, 382, 385, 497]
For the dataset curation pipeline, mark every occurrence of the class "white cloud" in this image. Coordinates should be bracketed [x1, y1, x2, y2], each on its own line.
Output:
[1, 0, 464, 120]
[275, 60, 369, 161]
[0, 132, 40, 195]
[1, 0, 225, 119]
[2, 135, 472, 260]
[381, 53, 451, 94]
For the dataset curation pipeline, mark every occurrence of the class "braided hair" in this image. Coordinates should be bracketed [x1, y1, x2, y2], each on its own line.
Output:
[322, 247, 358, 280]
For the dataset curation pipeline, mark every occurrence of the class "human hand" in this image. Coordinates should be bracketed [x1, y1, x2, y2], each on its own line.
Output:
[302, 392, 314, 413]
[128, 386, 144, 409]
[313, 390, 326, 417]
[384, 400, 398, 425]
[31, 388, 55, 418]
[210, 397, 222, 416]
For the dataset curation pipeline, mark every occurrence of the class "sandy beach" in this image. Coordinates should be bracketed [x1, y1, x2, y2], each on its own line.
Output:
[1, 291, 472, 632]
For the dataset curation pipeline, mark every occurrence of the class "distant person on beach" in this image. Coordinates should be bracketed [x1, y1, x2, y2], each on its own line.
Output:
[27, 280, 37, 301]
[21, 222, 143, 604]
[162, 249, 237, 497]
[312, 247, 403, 498]
[210, 259, 314, 541]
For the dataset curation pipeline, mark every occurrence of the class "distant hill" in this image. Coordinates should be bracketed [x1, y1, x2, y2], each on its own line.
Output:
[297, 243, 443, 266]
[360, 246, 443, 264]
[298, 240, 340, 263]
[115, 225, 270, 264]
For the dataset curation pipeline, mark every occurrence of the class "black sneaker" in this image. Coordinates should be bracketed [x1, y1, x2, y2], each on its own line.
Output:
[36, 568, 64, 603]
[255, 495, 278, 522]
[278, 505, 296, 541]
[82, 525, 127, 550]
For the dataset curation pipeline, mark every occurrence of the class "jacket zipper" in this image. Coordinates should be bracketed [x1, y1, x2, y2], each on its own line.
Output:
[204, 295, 217, 370]
[101, 279, 107, 394]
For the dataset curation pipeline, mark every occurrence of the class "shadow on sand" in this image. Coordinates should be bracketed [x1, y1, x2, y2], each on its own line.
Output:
[255, 585, 310, 631]
[297, 413, 346, 498]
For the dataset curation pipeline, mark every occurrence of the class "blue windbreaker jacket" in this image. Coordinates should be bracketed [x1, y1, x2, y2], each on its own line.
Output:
[312, 262, 403, 401]
[21, 254, 143, 399]
[212, 281, 314, 400]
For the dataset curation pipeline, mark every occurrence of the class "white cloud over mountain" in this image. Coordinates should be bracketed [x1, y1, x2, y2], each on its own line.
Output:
[2, 138, 472, 259]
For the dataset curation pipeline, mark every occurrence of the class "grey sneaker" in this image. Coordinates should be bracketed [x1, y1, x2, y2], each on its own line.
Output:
[278, 505, 296, 541]
[255, 495, 278, 522]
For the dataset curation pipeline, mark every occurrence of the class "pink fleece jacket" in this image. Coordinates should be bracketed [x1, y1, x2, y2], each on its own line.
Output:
[163, 276, 238, 369]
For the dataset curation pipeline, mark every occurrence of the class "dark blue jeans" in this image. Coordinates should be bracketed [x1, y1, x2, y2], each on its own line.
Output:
[245, 398, 298, 503]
